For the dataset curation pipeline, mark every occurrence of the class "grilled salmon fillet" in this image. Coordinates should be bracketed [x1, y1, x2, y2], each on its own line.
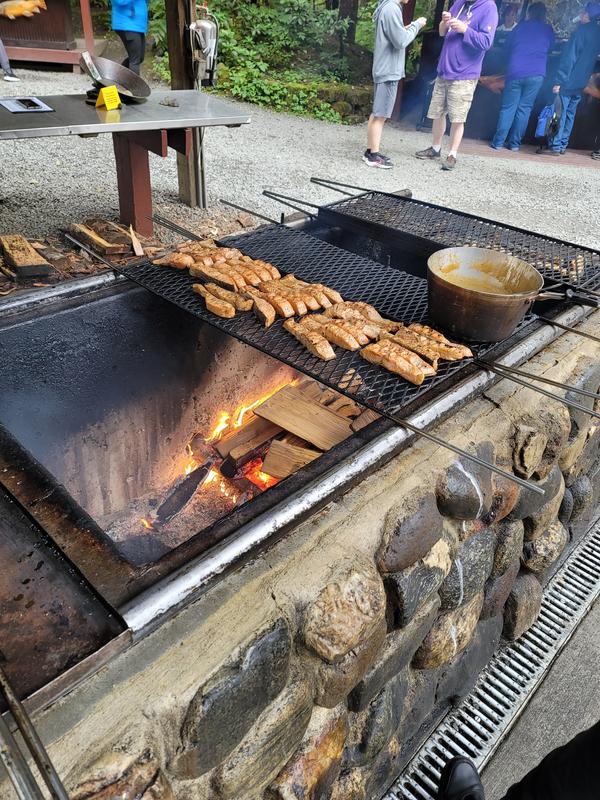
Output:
[204, 283, 253, 312]
[380, 329, 440, 370]
[283, 320, 336, 361]
[408, 324, 473, 359]
[248, 294, 276, 328]
[153, 252, 195, 269]
[361, 340, 426, 385]
[189, 264, 241, 291]
[192, 284, 236, 318]
[376, 338, 436, 377]
[300, 316, 360, 351]
[309, 313, 370, 346]
[245, 287, 295, 318]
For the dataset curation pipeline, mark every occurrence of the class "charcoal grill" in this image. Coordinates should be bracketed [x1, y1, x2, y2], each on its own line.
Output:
[309, 181, 600, 291]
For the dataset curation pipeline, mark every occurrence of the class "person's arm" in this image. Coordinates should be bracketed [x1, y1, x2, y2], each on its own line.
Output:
[554, 29, 583, 90]
[439, 10, 452, 36]
[457, 5, 498, 51]
[382, 6, 426, 49]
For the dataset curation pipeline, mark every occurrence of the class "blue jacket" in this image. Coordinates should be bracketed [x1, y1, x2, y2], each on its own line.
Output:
[112, 0, 148, 35]
[555, 18, 600, 94]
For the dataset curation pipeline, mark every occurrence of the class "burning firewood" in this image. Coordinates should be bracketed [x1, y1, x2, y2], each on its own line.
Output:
[262, 439, 320, 479]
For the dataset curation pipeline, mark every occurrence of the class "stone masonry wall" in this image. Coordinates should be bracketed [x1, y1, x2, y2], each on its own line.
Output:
[4, 316, 600, 800]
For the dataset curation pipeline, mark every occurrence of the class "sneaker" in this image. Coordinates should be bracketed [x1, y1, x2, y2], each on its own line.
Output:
[362, 150, 393, 169]
[441, 154, 457, 171]
[508, 146, 520, 151]
[489, 143, 503, 150]
[416, 146, 441, 160]
[592, 150, 600, 160]
[3, 72, 19, 82]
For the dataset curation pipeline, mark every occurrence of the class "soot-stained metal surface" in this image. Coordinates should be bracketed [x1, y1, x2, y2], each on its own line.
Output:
[0, 486, 125, 702]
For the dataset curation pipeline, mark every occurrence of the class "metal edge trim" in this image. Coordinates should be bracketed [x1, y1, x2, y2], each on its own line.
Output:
[120, 304, 591, 635]
[0, 273, 122, 317]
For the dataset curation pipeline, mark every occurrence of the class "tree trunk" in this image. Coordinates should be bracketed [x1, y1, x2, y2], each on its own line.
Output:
[338, 0, 359, 43]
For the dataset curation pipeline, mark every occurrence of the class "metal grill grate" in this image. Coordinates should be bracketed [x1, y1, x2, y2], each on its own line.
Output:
[123, 227, 534, 421]
[318, 193, 600, 290]
[385, 518, 600, 800]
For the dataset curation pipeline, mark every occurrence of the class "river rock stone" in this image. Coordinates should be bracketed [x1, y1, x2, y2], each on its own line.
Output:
[140, 773, 175, 800]
[413, 592, 484, 669]
[396, 668, 441, 746]
[176, 618, 291, 778]
[569, 475, 594, 521]
[349, 597, 440, 711]
[559, 488, 574, 525]
[492, 520, 524, 577]
[435, 444, 494, 520]
[436, 614, 504, 706]
[481, 558, 520, 620]
[439, 530, 496, 611]
[72, 752, 165, 800]
[509, 464, 563, 521]
[384, 545, 447, 629]
[503, 573, 543, 640]
[513, 425, 548, 479]
[376, 493, 443, 573]
[522, 521, 568, 573]
[303, 568, 386, 663]
[365, 735, 403, 800]
[330, 770, 367, 800]
[523, 472, 565, 541]
[481, 472, 520, 526]
[266, 705, 348, 800]
[314, 620, 386, 708]
[343, 671, 408, 769]
[211, 677, 313, 800]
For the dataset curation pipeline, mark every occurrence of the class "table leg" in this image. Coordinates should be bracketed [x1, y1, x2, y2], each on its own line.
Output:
[112, 132, 153, 237]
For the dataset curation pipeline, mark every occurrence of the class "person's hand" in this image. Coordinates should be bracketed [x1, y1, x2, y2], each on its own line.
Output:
[449, 18, 468, 33]
[416, 16, 427, 28]
[441, 11, 452, 22]
[552, 84, 560, 94]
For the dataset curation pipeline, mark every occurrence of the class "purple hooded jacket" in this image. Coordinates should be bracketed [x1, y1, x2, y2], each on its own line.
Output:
[437, 0, 499, 81]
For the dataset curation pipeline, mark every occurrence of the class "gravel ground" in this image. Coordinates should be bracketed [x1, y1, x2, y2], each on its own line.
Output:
[0, 68, 598, 248]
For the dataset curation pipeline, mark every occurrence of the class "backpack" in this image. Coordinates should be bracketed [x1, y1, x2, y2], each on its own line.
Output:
[535, 95, 562, 139]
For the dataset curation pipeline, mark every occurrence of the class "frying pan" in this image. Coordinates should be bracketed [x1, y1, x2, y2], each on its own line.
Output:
[79, 52, 151, 102]
[427, 247, 599, 343]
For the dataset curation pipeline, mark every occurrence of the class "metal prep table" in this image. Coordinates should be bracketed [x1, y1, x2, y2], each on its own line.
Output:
[0, 90, 250, 236]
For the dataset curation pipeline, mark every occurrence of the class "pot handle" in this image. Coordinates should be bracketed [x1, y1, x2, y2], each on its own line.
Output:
[537, 290, 600, 308]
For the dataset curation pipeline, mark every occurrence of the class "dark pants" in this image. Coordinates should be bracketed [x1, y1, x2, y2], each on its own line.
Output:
[501, 720, 600, 800]
[549, 92, 582, 153]
[492, 75, 544, 149]
[115, 30, 146, 75]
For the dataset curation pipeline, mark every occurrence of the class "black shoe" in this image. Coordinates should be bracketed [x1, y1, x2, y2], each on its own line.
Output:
[437, 756, 485, 800]
[362, 150, 393, 169]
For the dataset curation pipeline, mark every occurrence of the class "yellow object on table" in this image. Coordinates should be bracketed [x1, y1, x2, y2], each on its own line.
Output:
[96, 86, 122, 111]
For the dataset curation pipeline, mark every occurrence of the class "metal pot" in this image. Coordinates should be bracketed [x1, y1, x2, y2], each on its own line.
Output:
[427, 247, 597, 343]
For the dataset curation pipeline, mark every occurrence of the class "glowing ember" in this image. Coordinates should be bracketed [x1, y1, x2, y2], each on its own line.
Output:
[141, 517, 154, 530]
[241, 457, 279, 490]
[205, 468, 219, 485]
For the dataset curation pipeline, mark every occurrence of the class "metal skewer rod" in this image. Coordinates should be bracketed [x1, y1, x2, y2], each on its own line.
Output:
[219, 199, 281, 226]
[64, 233, 128, 273]
[395, 417, 544, 495]
[476, 361, 600, 420]
[0, 666, 68, 800]
[537, 316, 600, 344]
[310, 176, 413, 200]
[480, 360, 600, 399]
[151, 214, 203, 241]
[262, 190, 318, 218]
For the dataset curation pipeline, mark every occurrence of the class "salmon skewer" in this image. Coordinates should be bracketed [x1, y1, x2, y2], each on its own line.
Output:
[300, 316, 361, 351]
[283, 320, 336, 361]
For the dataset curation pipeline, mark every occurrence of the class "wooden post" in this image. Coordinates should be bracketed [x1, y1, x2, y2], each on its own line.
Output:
[165, 0, 203, 208]
[80, 0, 95, 55]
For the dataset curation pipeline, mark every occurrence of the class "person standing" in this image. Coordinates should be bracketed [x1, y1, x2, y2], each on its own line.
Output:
[491, 3, 554, 150]
[363, 0, 427, 168]
[497, 3, 520, 32]
[415, 0, 499, 171]
[0, 38, 19, 82]
[111, 0, 148, 76]
[545, 2, 600, 155]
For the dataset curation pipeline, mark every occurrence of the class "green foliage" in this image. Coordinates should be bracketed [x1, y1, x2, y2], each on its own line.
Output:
[148, 0, 167, 52]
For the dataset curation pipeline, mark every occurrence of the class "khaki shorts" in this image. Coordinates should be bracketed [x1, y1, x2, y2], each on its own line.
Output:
[427, 77, 478, 123]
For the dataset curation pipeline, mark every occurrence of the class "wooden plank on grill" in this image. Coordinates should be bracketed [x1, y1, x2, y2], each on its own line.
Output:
[262, 439, 321, 479]
[215, 415, 282, 459]
[324, 396, 362, 418]
[0, 234, 52, 277]
[254, 386, 352, 451]
[69, 223, 129, 255]
[351, 408, 381, 432]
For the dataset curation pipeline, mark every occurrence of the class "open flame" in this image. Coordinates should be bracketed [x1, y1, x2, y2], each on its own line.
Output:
[141, 517, 154, 530]
[242, 457, 279, 490]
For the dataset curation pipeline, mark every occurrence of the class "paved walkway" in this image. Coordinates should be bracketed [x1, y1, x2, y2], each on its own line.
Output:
[483, 595, 600, 799]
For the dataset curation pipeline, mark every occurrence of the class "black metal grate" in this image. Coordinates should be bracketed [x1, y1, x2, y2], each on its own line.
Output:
[318, 192, 600, 290]
[123, 227, 534, 421]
